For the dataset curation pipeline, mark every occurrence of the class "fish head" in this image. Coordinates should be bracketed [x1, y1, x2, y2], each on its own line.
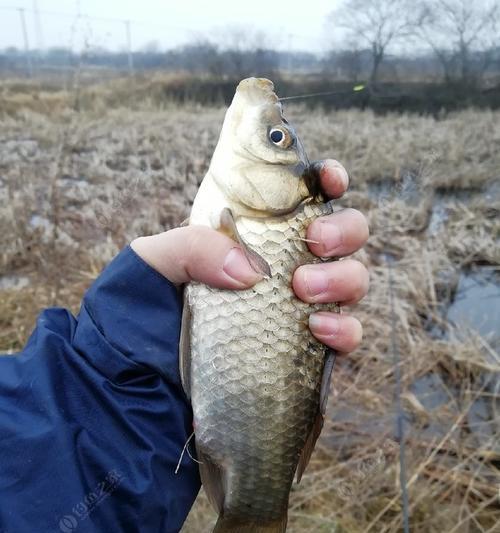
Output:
[209, 77, 317, 216]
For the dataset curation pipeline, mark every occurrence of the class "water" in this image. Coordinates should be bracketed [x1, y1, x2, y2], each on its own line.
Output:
[484, 179, 500, 203]
[359, 187, 499, 337]
[0, 275, 30, 290]
[428, 199, 448, 235]
[411, 373, 450, 410]
[447, 266, 500, 342]
[410, 371, 500, 450]
[369, 187, 500, 450]
[413, 265, 500, 448]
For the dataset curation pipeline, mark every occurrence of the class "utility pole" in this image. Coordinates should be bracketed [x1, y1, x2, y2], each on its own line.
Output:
[32, 0, 44, 50]
[32, 0, 44, 75]
[287, 33, 293, 73]
[125, 20, 134, 76]
[18, 8, 33, 78]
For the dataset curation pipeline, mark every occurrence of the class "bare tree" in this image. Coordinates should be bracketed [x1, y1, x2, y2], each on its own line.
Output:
[324, 48, 365, 81]
[162, 27, 282, 79]
[328, 0, 418, 86]
[337, 49, 363, 81]
[211, 26, 277, 79]
[175, 41, 223, 76]
[416, 0, 499, 86]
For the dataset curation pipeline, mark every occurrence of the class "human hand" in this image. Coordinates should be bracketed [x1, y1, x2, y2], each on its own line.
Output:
[131, 159, 368, 353]
[292, 160, 369, 353]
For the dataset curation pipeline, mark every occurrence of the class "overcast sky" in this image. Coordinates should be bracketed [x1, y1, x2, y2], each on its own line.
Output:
[0, 0, 339, 53]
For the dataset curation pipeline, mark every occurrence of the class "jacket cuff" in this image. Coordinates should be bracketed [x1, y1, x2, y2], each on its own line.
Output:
[73, 246, 183, 386]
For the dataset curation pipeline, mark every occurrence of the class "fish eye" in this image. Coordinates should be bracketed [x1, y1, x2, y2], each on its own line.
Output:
[269, 127, 292, 148]
[270, 130, 283, 143]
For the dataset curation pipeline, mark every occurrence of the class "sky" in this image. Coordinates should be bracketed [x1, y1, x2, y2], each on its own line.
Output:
[0, 0, 339, 53]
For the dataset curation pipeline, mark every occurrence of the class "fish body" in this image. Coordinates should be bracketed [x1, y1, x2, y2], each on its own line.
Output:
[181, 78, 337, 532]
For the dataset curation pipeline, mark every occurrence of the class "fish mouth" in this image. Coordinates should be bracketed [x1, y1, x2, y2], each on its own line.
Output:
[302, 162, 326, 202]
[293, 136, 326, 202]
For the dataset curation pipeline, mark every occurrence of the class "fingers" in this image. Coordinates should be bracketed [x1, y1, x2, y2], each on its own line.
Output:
[292, 259, 369, 306]
[303, 162, 366, 353]
[309, 312, 362, 353]
[131, 225, 263, 289]
[307, 208, 369, 258]
[311, 159, 349, 199]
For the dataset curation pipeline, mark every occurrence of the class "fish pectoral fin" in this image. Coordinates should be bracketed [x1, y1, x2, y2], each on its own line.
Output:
[220, 207, 271, 278]
[196, 446, 225, 514]
[179, 288, 192, 400]
[178, 217, 190, 227]
[296, 349, 337, 483]
[320, 349, 337, 416]
[296, 411, 323, 484]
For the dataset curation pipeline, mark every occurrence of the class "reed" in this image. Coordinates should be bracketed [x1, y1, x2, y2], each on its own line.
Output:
[0, 82, 498, 532]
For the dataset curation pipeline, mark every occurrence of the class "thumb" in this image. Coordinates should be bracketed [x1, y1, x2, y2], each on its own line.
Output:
[130, 225, 263, 289]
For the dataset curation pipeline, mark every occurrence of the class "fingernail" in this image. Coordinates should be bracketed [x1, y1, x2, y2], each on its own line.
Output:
[310, 220, 342, 254]
[337, 166, 349, 189]
[302, 266, 329, 297]
[322, 160, 348, 189]
[223, 247, 262, 285]
[309, 313, 340, 336]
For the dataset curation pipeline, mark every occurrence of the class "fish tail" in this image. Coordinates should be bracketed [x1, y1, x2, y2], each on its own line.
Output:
[213, 512, 287, 533]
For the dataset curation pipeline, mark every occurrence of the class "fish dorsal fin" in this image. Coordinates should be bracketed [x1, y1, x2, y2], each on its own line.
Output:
[296, 349, 336, 483]
[296, 412, 323, 484]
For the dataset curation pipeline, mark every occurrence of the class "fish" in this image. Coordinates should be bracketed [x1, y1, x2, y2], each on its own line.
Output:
[180, 77, 338, 532]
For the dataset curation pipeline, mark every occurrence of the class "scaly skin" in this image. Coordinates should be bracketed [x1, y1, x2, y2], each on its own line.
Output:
[187, 201, 338, 522]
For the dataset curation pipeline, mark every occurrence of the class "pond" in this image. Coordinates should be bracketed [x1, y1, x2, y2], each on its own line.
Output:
[447, 266, 499, 346]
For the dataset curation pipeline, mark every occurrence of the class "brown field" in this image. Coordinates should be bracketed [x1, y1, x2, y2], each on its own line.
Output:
[1, 80, 499, 532]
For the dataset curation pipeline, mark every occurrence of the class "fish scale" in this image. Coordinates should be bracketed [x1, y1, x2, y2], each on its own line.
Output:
[186, 200, 338, 523]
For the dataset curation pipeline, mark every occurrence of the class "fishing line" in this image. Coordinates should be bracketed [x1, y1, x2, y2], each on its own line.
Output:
[388, 257, 410, 533]
[294, 236, 320, 245]
[175, 431, 203, 474]
[279, 84, 366, 102]
[280, 84, 408, 103]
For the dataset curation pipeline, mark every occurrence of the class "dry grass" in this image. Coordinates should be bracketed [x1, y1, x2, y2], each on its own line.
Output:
[0, 81, 499, 531]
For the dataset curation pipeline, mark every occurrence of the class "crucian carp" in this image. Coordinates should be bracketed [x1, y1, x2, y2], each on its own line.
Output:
[180, 77, 338, 532]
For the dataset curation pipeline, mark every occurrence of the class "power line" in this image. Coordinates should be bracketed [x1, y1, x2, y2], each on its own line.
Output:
[0, 4, 322, 56]
[0, 4, 191, 32]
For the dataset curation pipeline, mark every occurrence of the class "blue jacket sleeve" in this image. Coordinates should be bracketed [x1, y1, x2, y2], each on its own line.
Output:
[0, 246, 201, 533]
